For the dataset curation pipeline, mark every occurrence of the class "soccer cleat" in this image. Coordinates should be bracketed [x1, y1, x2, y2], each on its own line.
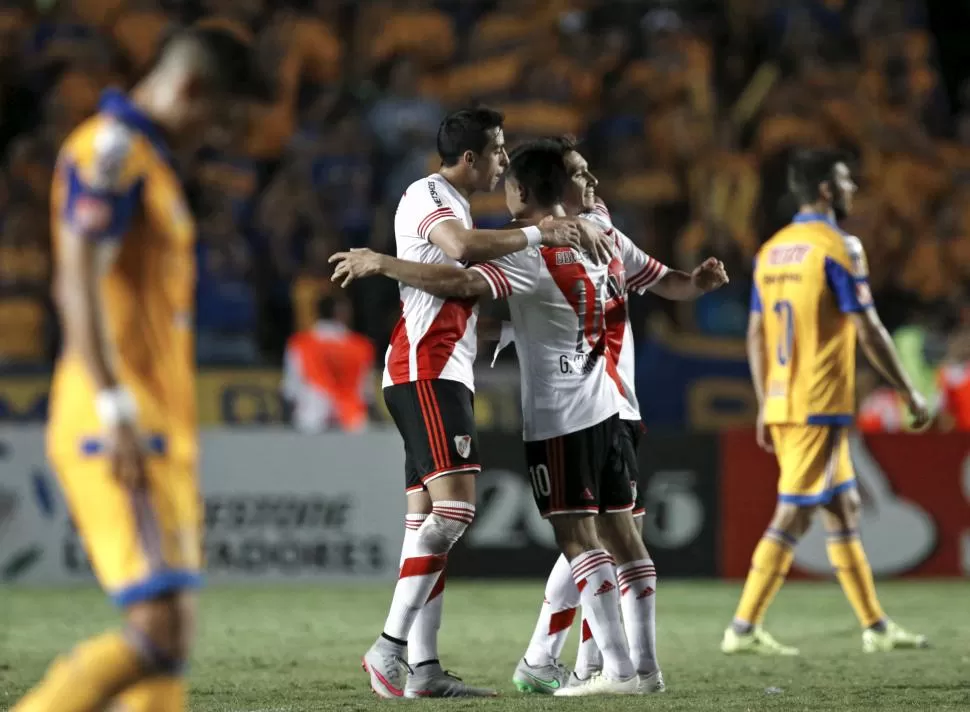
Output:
[862, 621, 929, 653]
[721, 626, 800, 656]
[512, 657, 570, 694]
[553, 671, 638, 697]
[362, 638, 409, 699]
[404, 663, 497, 698]
[636, 669, 666, 694]
[568, 668, 602, 688]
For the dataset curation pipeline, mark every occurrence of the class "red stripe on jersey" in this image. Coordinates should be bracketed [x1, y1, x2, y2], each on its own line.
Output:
[476, 262, 512, 297]
[541, 247, 626, 398]
[603, 254, 628, 398]
[629, 260, 662, 289]
[418, 207, 457, 238]
[414, 298, 475, 380]
[386, 302, 411, 383]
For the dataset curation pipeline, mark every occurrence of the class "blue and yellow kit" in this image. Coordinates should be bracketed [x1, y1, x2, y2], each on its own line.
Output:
[48, 89, 202, 605]
[751, 212, 873, 506]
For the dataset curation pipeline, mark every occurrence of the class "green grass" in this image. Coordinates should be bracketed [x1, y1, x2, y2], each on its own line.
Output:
[2, 581, 968, 711]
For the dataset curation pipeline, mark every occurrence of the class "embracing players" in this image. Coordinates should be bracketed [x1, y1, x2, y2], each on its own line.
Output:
[352, 109, 609, 699]
[333, 139, 727, 696]
[722, 150, 930, 656]
[13, 28, 266, 712]
[510, 137, 726, 693]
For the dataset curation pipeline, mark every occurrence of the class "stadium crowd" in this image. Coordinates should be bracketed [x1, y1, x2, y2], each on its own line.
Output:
[0, 0, 967, 425]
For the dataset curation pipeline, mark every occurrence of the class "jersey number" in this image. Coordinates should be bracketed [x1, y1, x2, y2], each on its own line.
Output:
[773, 300, 794, 365]
[572, 278, 607, 352]
[529, 464, 552, 498]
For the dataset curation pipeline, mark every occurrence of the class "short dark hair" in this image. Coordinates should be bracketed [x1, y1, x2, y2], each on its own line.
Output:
[436, 107, 504, 166]
[157, 26, 272, 101]
[508, 140, 569, 207]
[787, 149, 848, 205]
[546, 134, 580, 153]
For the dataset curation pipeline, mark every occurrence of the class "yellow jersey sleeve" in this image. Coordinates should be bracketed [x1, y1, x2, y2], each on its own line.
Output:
[58, 118, 145, 242]
[823, 234, 873, 313]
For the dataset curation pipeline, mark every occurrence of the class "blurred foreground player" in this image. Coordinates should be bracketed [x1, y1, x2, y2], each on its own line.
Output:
[347, 109, 601, 699]
[13, 27, 267, 712]
[722, 150, 931, 656]
[512, 138, 726, 694]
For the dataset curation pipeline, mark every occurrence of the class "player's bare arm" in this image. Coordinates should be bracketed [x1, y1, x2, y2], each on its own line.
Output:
[746, 310, 773, 452]
[428, 217, 610, 264]
[648, 257, 730, 300]
[57, 228, 146, 487]
[330, 249, 491, 299]
[851, 307, 931, 429]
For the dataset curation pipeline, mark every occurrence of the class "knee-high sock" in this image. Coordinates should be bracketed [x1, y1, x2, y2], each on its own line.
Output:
[398, 514, 446, 666]
[12, 631, 145, 712]
[733, 529, 796, 631]
[616, 558, 659, 674]
[524, 554, 580, 666]
[382, 502, 474, 642]
[108, 678, 185, 712]
[826, 529, 886, 628]
[570, 549, 634, 681]
[573, 617, 603, 679]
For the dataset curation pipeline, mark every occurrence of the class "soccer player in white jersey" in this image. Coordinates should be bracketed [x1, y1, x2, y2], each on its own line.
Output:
[353, 109, 609, 699]
[511, 138, 726, 693]
[332, 141, 727, 696]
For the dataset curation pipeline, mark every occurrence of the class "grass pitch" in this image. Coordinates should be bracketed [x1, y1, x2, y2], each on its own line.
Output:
[1, 581, 968, 711]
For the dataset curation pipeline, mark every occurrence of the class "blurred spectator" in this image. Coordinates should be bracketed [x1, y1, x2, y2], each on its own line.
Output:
[282, 294, 375, 434]
[367, 55, 443, 161]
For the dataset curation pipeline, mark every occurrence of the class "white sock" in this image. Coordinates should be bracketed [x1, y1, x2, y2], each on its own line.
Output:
[382, 502, 474, 642]
[569, 549, 634, 680]
[524, 554, 580, 666]
[616, 558, 659, 674]
[398, 514, 445, 665]
[574, 616, 603, 678]
[409, 570, 445, 666]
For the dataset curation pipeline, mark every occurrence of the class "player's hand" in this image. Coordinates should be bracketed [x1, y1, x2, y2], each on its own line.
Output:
[329, 248, 384, 288]
[756, 411, 774, 453]
[691, 257, 729, 292]
[108, 422, 147, 489]
[538, 217, 612, 264]
[904, 389, 932, 432]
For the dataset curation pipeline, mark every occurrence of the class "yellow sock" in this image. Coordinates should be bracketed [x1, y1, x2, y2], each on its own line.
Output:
[13, 631, 144, 712]
[827, 532, 886, 628]
[734, 530, 796, 628]
[108, 677, 186, 712]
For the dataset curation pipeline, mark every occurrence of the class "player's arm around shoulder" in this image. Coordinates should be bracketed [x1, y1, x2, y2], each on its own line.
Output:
[329, 248, 493, 299]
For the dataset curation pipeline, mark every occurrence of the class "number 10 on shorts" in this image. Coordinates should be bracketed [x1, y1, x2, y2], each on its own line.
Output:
[529, 464, 552, 498]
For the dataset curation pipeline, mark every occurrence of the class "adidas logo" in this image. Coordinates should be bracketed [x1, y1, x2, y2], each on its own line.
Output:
[636, 586, 655, 600]
[594, 580, 616, 596]
[581, 488, 595, 501]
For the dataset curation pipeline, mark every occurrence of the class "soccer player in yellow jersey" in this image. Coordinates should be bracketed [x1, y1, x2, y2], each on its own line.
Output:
[13, 27, 267, 712]
[721, 150, 932, 656]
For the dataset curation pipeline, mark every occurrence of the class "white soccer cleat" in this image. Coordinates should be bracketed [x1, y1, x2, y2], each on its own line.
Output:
[361, 638, 409, 699]
[553, 671, 638, 697]
[636, 669, 666, 694]
[862, 621, 929, 653]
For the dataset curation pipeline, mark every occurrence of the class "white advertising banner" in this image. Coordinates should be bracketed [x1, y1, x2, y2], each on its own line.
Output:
[0, 427, 406, 585]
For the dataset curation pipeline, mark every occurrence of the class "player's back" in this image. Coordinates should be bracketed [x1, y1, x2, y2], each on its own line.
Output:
[384, 172, 479, 391]
[48, 90, 197, 464]
[753, 213, 871, 425]
[500, 219, 626, 441]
